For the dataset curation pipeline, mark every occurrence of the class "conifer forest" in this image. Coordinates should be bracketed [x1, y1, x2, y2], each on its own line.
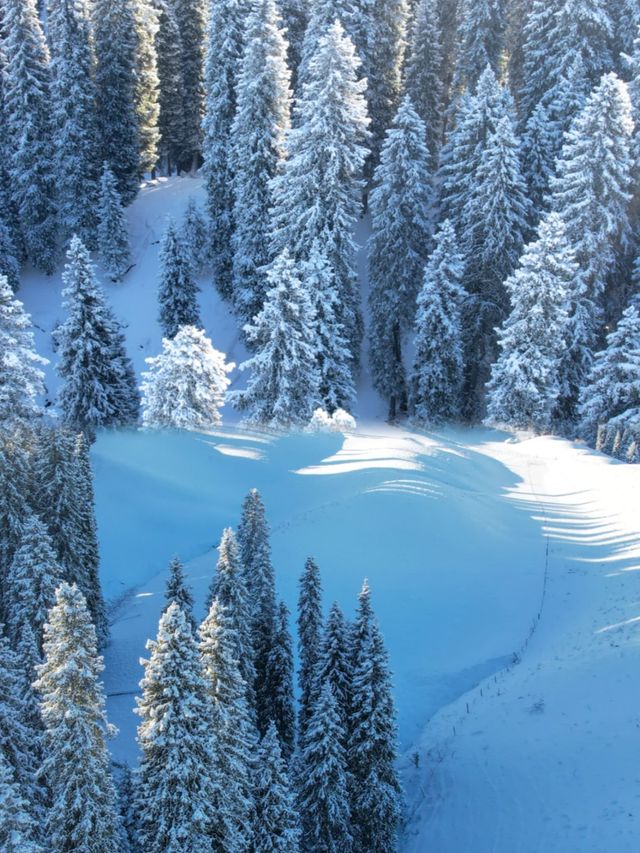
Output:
[1, 0, 640, 850]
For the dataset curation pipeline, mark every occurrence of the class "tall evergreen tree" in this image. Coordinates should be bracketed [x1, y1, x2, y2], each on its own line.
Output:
[269, 20, 370, 359]
[317, 602, 352, 741]
[266, 602, 296, 761]
[153, 0, 186, 174]
[297, 557, 323, 743]
[231, 250, 321, 427]
[97, 162, 131, 282]
[0, 432, 32, 609]
[181, 197, 209, 274]
[411, 219, 465, 424]
[202, 0, 252, 297]
[2, 0, 57, 272]
[157, 218, 201, 338]
[0, 753, 42, 853]
[453, 0, 505, 92]
[0, 276, 48, 426]
[55, 237, 140, 437]
[34, 583, 121, 852]
[279, 0, 306, 80]
[0, 46, 26, 266]
[231, 0, 291, 321]
[172, 0, 206, 169]
[133, 0, 160, 176]
[0, 218, 20, 292]
[254, 722, 301, 852]
[136, 602, 216, 853]
[486, 214, 575, 431]
[93, 0, 140, 202]
[368, 96, 433, 419]
[163, 556, 196, 631]
[47, 0, 100, 248]
[298, 679, 352, 852]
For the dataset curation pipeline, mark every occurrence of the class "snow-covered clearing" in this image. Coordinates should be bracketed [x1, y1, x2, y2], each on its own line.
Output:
[17, 176, 640, 852]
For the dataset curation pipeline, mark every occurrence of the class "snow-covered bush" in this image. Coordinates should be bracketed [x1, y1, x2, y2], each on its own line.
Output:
[140, 325, 234, 430]
[306, 408, 356, 434]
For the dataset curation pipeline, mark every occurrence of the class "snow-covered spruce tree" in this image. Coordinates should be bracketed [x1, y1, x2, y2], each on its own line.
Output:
[0, 217, 20, 292]
[141, 326, 233, 430]
[404, 0, 444, 168]
[296, 0, 367, 90]
[0, 46, 25, 265]
[207, 527, 256, 707]
[453, 0, 504, 92]
[485, 214, 575, 431]
[117, 765, 138, 853]
[0, 276, 48, 427]
[56, 236, 140, 437]
[181, 197, 209, 274]
[0, 432, 31, 607]
[136, 602, 216, 853]
[47, 0, 100, 248]
[0, 753, 42, 853]
[5, 515, 61, 649]
[153, 0, 185, 174]
[550, 73, 634, 423]
[254, 721, 301, 852]
[521, 101, 555, 215]
[266, 602, 296, 761]
[93, 0, 140, 203]
[348, 580, 402, 853]
[231, 0, 291, 321]
[297, 556, 323, 744]
[460, 113, 531, 419]
[578, 303, 640, 444]
[410, 219, 465, 424]
[368, 96, 432, 419]
[269, 20, 370, 359]
[199, 599, 256, 851]
[279, 0, 306, 80]
[97, 162, 131, 282]
[158, 218, 201, 337]
[163, 556, 196, 632]
[316, 601, 352, 742]
[133, 0, 160, 176]
[236, 489, 276, 735]
[298, 679, 352, 852]
[34, 583, 121, 852]
[2, 0, 57, 273]
[172, 0, 206, 170]
[202, 0, 252, 298]
[231, 250, 321, 428]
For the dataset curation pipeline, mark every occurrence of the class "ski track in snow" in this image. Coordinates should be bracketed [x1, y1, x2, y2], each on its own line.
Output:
[17, 176, 640, 852]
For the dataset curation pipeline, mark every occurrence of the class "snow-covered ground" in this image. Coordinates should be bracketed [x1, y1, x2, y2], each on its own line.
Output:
[17, 177, 640, 852]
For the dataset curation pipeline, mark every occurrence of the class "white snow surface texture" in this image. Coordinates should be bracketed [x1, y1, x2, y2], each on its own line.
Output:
[17, 176, 640, 853]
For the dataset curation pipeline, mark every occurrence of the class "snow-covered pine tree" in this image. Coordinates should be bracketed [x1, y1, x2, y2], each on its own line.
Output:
[47, 0, 100, 248]
[368, 96, 432, 419]
[5, 515, 61, 650]
[453, 0, 504, 92]
[486, 214, 575, 431]
[158, 217, 201, 338]
[199, 598, 256, 851]
[269, 21, 370, 359]
[578, 303, 640, 444]
[254, 721, 301, 852]
[172, 0, 206, 170]
[316, 601, 351, 742]
[348, 580, 402, 853]
[56, 236, 140, 437]
[93, 0, 140, 203]
[460, 113, 531, 418]
[550, 73, 634, 423]
[2, 0, 57, 272]
[136, 602, 216, 853]
[181, 197, 209, 274]
[133, 0, 160, 176]
[279, 0, 306, 80]
[231, 250, 321, 428]
[0, 753, 42, 853]
[236, 489, 276, 734]
[34, 583, 121, 852]
[117, 765, 138, 853]
[521, 101, 555, 214]
[0, 432, 31, 610]
[231, 0, 291, 321]
[202, 0, 252, 298]
[266, 602, 296, 760]
[297, 556, 323, 744]
[404, 0, 444, 168]
[97, 162, 131, 282]
[153, 0, 185, 174]
[302, 243, 355, 414]
[163, 556, 196, 631]
[298, 679, 352, 852]
[0, 47, 25, 266]
[0, 217, 20, 292]
[296, 0, 366, 90]
[140, 326, 234, 430]
[410, 219, 465, 424]
[0, 276, 48, 426]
